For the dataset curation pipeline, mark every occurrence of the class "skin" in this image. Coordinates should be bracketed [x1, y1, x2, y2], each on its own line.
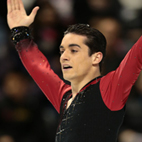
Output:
[60, 33, 103, 107]
[7, 0, 103, 108]
[7, 0, 39, 29]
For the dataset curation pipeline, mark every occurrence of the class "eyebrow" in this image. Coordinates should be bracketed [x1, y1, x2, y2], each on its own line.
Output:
[59, 44, 81, 49]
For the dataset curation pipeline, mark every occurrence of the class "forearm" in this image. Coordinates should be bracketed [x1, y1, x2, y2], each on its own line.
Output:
[12, 27, 71, 113]
[100, 36, 142, 111]
[7, 0, 72, 113]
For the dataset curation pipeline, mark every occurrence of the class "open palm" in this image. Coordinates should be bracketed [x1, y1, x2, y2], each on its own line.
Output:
[7, 0, 39, 29]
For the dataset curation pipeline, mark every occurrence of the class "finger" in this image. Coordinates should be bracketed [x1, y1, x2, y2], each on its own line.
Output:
[15, 0, 20, 10]
[13, 0, 19, 10]
[19, 0, 25, 11]
[29, 6, 40, 22]
[11, 0, 15, 11]
[18, 0, 27, 15]
[7, 0, 12, 13]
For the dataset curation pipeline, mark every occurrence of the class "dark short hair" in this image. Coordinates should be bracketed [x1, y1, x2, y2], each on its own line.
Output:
[64, 24, 106, 71]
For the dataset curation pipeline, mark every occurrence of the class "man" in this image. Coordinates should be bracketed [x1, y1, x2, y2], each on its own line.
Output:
[7, 0, 142, 142]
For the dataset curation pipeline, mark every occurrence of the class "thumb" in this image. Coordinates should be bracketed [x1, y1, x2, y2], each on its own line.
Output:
[29, 6, 40, 23]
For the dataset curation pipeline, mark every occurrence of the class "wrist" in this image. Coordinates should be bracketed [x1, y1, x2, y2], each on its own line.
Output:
[11, 26, 32, 45]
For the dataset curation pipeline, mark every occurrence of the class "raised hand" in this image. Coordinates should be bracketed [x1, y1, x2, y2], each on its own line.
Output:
[7, 0, 39, 29]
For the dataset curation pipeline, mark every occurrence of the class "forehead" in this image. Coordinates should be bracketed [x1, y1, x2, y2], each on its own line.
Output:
[60, 33, 88, 46]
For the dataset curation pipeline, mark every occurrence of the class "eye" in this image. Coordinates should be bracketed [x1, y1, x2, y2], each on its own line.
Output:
[71, 49, 78, 53]
[59, 50, 64, 55]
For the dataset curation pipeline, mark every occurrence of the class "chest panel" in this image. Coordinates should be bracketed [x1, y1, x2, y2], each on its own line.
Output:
[56, 82, 125, 142]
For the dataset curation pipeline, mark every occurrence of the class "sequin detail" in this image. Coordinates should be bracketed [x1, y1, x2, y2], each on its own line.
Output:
[11, 26, 32, 45]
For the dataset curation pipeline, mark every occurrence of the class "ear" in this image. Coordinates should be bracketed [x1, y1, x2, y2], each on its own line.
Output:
[91, 52, 103, 65]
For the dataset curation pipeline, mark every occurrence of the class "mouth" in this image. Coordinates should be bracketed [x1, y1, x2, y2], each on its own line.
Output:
[62, 64, 73, 70]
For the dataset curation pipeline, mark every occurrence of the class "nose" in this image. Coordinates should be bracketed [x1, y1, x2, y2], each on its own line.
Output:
[60, 50, 70, 62]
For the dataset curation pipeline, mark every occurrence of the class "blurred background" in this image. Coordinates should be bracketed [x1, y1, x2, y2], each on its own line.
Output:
[0, 0, 142, 142]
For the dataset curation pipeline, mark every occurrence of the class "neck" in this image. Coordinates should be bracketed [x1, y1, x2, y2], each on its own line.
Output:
[71, 72, 101, 99]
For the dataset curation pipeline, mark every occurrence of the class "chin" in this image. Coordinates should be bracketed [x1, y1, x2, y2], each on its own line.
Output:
[63, 76, 70, 82]
[63, 75, 72, 82]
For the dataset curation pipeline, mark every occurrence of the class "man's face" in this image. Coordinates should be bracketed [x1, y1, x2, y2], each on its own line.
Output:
[60, 33, 94, 82]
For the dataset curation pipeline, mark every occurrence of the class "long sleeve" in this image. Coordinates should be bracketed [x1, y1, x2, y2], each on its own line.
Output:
[16, 39, 71, 113]
[100, 36, 142, 111]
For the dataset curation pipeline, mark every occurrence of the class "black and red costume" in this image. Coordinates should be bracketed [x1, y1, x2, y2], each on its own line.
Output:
[12, 27, 142, 142]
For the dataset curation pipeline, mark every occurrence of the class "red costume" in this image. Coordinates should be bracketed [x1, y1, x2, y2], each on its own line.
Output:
[15, 35, 142, 141]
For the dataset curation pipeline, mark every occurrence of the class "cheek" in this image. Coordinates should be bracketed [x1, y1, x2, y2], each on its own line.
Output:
[76, 58, 91, 71]
[73, 52, 92, 71]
